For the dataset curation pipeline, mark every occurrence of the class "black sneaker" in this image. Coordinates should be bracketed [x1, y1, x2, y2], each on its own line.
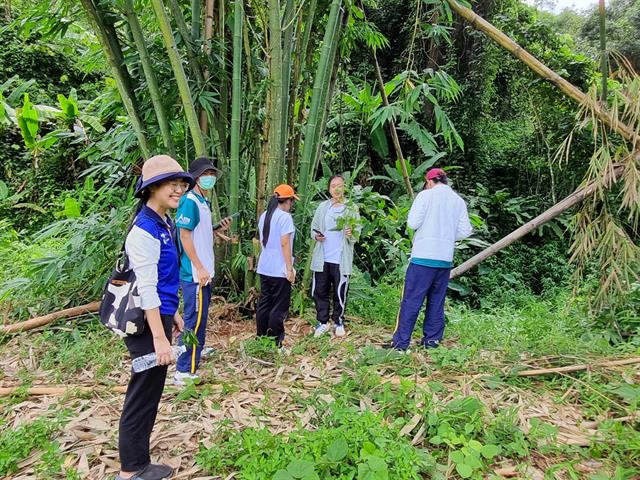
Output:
[116, 464, 174, 480]
[419, 340, 440, 349]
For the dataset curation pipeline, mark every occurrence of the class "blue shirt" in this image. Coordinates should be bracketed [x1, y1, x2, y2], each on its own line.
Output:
[132, 205, 180, 315]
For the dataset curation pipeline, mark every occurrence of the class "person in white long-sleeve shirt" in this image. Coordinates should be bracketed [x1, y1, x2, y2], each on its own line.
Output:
[389, 168, 472, 351]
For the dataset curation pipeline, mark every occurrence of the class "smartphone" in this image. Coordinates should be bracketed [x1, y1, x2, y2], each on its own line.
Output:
[313, 228, 325, 237]
[214, 211, 240, 230]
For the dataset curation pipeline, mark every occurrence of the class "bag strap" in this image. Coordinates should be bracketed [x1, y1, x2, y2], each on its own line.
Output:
[118, 215, 139, 271]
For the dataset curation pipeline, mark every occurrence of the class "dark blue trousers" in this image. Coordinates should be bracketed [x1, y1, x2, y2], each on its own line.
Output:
[177, 281, 211, 374]
[391, 263, 450, 350]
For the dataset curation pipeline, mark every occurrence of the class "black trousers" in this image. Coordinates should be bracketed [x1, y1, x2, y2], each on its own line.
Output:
[312, 262, 349, 325]
[119, 314, 173, 472]
[256, 274, 291, 347]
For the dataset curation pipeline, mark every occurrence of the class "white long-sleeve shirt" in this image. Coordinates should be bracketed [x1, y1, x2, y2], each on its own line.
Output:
[407, 184, 472, 264]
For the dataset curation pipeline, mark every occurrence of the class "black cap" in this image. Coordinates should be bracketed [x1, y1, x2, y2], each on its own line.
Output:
[189, 157, 222, 179]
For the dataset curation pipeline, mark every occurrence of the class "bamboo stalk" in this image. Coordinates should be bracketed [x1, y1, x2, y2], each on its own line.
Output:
[218, 0, 229, 158]
[266, 0, 285, 190]
[122, 0, 176, 155]
[372, 48, 414, 198]
[257, 90, 271, 216]
[599, 0, 607, 99]
[515, 357, 640, 377]
[309, 4, 345, 180]
[278, 0, 295, 181]
[229, 0, 243, 230]
[287, 0, 318, 183]
[450, 164, 625, 279]
[1, 301, 101, 335]
[191, 0, 202, 41]
[200, 0, 214, 133]
[445, 0, 639, 145]
[297, 0, 342, 201]
[150, 0, 208, 157]
[79, 0, 151, 158]
[167, 0, 205, 84]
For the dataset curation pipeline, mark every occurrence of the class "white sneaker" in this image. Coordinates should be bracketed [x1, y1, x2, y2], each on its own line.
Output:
[173, 371, 199, 386]
[201, 347, 215, 359]
[314, 323, 330, 337]
[335, 324, 346, 337]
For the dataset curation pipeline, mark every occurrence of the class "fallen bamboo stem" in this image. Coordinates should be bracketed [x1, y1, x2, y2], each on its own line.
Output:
[1, 301, 101, 335]
[445, 0, 639, 145]
[515, 356, 640, 377]
[450, 164, 625, 279]
[581, 415, 638, 429]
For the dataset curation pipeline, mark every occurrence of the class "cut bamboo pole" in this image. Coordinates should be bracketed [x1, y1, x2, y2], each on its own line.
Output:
[445, 0, 639, 145]
[1, 301, 101, 335]
[450, 164, 625, 279]
[515, 356, 640, 377]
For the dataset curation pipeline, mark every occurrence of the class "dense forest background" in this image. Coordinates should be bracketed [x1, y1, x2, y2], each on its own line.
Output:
[0, 0, 638, 335]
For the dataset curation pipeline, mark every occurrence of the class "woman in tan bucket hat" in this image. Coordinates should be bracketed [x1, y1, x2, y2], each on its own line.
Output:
[116, 155, 193, 480]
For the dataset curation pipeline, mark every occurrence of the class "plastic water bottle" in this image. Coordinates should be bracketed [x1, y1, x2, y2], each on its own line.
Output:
[132, 345, 187, 373]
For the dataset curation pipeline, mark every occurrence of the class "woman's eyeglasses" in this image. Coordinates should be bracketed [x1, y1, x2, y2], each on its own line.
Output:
[168, 181, 190, 192]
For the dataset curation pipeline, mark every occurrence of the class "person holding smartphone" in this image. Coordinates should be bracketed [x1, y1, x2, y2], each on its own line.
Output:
[174, 157, 232, 385]
[310, 175, 360, 338]
[256, 184, 299, 347]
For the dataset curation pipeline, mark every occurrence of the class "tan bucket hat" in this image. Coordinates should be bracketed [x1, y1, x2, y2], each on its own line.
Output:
[134, 155, 195, 198]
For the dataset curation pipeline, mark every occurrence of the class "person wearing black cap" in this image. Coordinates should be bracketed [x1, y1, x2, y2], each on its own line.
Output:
[174, 157, 232, 385]
[117, 155, 192, 480]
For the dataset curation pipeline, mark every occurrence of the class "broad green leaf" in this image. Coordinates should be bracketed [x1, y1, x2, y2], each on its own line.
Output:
[449, 450, 465, 464]
[57, 93, 78, 121]
[464, 453, 483, 469]
[447, 281, 471, 296]
[468, 439, 483, 451]
[480, 444, 501, 459]
[370, 126, 389, 159]
[455, 463, 473, 478]
[366, 456, 386, 472]
[287, 459, 316, 478]
[327, 437, 348, 462]
[64, 197, 81, 219]
[274, 469, 294, 480]
[16, 93, 39, 149]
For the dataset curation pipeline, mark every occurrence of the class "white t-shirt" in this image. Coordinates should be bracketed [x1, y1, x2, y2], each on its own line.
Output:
[323, 204, 345, 264]
[257, 208, 295, 278]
